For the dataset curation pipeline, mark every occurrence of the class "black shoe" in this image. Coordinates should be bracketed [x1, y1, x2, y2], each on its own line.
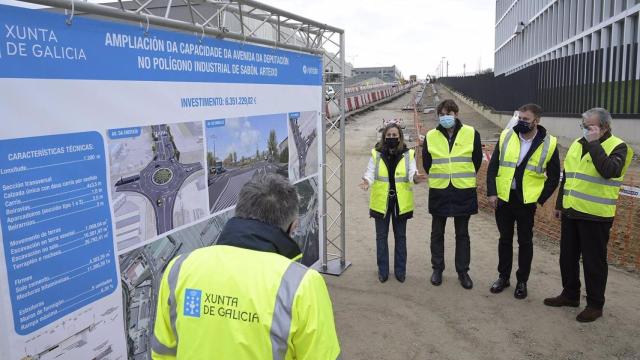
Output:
[378, 272, 388, 283]
[514, 281, 527, 299]
[458, 272, 473, 289]
[395, 273, 406, 283]
[576, 307, 603, 322]
[430, 270, 443, 286]
[543, 294, 580, 307]
[490, 277, 510, 294]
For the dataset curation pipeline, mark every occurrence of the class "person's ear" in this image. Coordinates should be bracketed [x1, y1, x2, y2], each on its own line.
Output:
[287, 218, 298, 235]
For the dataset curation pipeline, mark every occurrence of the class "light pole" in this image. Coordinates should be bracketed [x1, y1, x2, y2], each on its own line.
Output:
[209, 134, 217, 165]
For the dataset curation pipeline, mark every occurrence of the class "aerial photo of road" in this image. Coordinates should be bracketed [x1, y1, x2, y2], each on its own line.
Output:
[288, 111, 318, 182]
[109, 122, 207, 250]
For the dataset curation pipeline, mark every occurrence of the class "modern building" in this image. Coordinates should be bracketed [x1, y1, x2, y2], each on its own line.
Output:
[495, 0, 640, 76]
[352, 65, 403, 83]
[441, 1, 639, 150]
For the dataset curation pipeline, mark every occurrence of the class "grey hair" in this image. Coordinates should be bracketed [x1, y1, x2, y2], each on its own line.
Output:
[235, 173, 298, 231]
[582, 107, 612, 130]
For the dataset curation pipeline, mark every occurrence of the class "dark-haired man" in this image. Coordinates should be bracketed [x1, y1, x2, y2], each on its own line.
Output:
[487, 103, 560, 299]
[423, 99, 483, 289]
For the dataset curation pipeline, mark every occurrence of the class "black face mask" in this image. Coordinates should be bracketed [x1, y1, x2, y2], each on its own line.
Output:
[513, 120, 534, 134]
[385, 137, 399, 148]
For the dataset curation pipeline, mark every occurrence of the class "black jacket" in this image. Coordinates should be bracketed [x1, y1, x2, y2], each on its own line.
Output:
[555, 131, 630, 222]
[216, 217, 302, 259]
[422, 119, 483, 217]
[370, 145, 413, 220]
[487, 125, 560, 205]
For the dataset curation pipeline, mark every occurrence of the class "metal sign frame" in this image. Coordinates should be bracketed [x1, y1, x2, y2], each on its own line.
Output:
[15, 0, 349, 275]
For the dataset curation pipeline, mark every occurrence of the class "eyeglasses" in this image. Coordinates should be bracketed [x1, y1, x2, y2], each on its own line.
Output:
[578, 120, 587, 130]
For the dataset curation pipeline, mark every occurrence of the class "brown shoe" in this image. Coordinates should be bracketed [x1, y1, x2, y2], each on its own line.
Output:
[576, 307, 603, 322]
[543, 294, 580, 307]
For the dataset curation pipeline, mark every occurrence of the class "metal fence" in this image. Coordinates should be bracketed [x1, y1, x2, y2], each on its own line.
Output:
[440, 42, 640, 117]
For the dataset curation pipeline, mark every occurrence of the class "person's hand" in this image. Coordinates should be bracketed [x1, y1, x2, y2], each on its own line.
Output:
[413, 173, 427, 184]
[488, 195, 498, 209]
[554, 209, 562, 219]
[359, 178, 369, 191]
[585, 125, 601, 142]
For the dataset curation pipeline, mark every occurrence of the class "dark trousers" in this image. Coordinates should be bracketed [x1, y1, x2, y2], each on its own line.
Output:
[430, 215, 470, 273]
[495, 195, 536, 282]
[374, 213, 407, 277]
[560, 215, 612, 309]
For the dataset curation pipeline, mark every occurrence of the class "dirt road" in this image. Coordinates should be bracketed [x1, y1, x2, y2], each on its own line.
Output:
[324, 86, 640, 360]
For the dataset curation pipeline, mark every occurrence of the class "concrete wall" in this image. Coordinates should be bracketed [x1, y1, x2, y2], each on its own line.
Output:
[444, 85, 640, 153]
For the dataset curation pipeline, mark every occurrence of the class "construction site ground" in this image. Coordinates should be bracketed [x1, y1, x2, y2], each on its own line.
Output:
[324, 85, 640, 360]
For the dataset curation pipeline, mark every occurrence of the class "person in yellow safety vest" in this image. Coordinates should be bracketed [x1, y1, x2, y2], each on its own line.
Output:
[359, 122, 427, 283]
[422, 99, 483, 289]
[486, 104, 560, 299]
[544, 108, 633, 323]
[151, 174, 341, 359]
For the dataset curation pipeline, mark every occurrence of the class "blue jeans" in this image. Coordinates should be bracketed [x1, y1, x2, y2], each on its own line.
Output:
[374, 213, 407, 277]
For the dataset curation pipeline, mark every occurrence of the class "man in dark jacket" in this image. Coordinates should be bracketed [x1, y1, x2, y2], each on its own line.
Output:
[422, 99, 483, 289]
[486, 104, 560, 299]
[544, 108, 633, 322]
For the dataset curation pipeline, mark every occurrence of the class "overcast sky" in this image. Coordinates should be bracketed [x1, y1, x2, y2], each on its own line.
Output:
[1, 0, 497, 78]
[272, 0, 497, 78]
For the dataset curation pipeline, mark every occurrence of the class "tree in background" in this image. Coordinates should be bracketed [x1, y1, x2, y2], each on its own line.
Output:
[207, 152, 215, 168]
[267, 129, 279, 161]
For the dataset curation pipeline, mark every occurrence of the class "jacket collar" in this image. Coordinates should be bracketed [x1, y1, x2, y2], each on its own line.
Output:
[216, 217, 302, 260]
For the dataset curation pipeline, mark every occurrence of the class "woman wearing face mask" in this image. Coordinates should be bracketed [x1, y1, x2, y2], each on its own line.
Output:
[359, 122, 427, 283]
[422, 99, 483, 289]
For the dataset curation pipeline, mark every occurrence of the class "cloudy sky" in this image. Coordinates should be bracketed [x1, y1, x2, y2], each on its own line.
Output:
[1, 0, 497, 78]
[272, 0, 497, 78]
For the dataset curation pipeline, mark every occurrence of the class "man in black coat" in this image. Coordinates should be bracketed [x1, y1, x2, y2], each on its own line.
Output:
[422, 99, 483, 289]
[486, 104, 560, 299]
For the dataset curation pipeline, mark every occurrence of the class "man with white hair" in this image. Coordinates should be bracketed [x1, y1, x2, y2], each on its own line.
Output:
[544, 108, 634, 322]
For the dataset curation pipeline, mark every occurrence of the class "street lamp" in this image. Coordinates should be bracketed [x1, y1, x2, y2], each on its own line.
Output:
[209, 134, 216, 166]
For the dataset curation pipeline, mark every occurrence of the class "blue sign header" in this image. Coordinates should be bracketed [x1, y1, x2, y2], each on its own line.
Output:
[0, 5, 322, 86]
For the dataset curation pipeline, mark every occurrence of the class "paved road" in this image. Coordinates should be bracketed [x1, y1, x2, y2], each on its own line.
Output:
[208, 161, 281, 213]
[327, 86, 640, 360]
[115, 124, 203, 234]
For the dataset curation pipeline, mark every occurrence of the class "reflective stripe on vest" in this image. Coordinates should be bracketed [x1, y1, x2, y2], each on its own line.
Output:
[152, 254, 310, 359]
[151, 252, 192, 356]
[496, 128, 556, 203]
[369, 149, 414, 216]
[562, 135, 633, 217]
[374, 151, 410, 183]
[426, 125, 476, 189]
[271, 262, 309, 360]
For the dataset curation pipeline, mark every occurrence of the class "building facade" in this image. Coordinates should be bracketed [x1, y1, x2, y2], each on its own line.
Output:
[495, 1, 640, 76]
[351, 66, 403, 83]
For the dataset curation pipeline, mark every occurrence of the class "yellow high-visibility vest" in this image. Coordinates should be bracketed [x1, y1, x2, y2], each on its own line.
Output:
[562, 135, 633, 218]
[426, 125, 476, 189]
[369, 149, 415, 216]
[495, 128, 557, 203]
[152, 245, 341, 360]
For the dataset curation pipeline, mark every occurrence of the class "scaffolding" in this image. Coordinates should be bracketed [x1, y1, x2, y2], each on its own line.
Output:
[16, 0, 350, 275]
